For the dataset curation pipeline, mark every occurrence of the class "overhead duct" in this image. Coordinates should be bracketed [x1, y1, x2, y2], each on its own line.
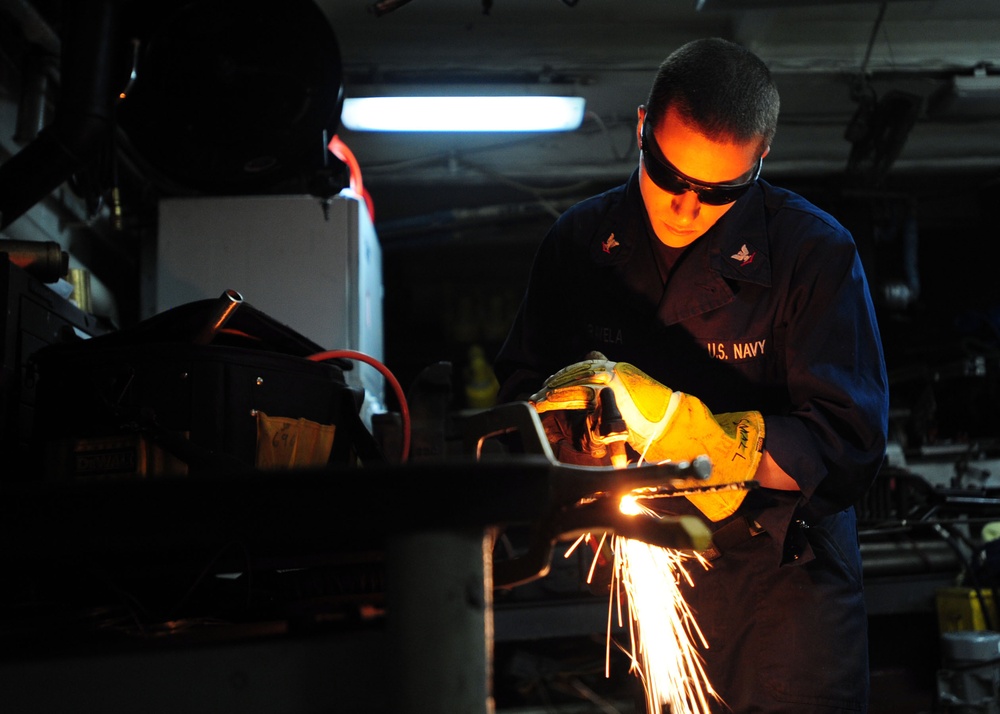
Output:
[0, 0, 118, 231]
[928, 67, 1000, 120]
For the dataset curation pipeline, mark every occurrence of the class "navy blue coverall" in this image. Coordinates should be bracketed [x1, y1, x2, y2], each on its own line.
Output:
[495, 169, 890, 713]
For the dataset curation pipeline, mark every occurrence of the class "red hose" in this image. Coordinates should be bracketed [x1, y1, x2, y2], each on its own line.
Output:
[307, 349, 410, 464]
[327, 134, 375, 224]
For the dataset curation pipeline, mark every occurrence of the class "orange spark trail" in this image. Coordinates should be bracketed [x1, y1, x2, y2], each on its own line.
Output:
[612, 535, 718, 713]
[584, 498, 721, 714]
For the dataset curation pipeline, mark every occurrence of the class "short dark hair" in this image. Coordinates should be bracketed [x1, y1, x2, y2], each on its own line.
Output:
[645, 37, 780, 154]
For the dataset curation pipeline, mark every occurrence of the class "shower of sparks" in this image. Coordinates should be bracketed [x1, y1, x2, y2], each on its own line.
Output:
[575, 496, 722, 714]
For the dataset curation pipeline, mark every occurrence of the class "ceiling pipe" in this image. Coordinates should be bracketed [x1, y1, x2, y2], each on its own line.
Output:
[0, 0, 119, 231]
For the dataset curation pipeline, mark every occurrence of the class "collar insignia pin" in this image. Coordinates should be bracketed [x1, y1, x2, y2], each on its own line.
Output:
[731, 244, 756, 265]
[602, 233, 619, 254]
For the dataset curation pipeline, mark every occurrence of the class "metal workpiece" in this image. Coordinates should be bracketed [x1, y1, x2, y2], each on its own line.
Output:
[12, 398, 748, 575]
[0, 434, 740, 589]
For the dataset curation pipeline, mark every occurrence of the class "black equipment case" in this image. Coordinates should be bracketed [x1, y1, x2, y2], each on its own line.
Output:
[30, 294, 378, 479]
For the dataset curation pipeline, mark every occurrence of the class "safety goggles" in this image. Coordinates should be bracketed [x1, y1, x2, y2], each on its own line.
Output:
[640, 121, 762, 205]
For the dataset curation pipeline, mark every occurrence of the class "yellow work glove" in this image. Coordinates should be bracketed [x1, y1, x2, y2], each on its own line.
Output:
[531, 355, 764, 521]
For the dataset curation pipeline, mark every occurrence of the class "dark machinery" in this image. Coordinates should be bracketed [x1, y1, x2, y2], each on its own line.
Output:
[0, 342, 738, 713]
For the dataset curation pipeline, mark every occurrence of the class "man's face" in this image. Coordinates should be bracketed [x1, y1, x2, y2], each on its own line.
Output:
[637, 106, 766, 248]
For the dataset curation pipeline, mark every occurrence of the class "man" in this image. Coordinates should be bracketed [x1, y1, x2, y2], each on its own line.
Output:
[494, 38, 889, 713]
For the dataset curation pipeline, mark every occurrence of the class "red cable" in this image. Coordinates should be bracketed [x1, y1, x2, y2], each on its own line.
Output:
[327, 134, 376, 223]
[307, 349, 410, 464]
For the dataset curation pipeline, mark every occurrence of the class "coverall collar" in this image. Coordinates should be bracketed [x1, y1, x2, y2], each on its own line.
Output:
[621, 171, 772, 326]
[712, 183, 772, 288]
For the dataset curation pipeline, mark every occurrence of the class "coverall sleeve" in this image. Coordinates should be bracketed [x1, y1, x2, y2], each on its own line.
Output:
[765, 223, 889, 516]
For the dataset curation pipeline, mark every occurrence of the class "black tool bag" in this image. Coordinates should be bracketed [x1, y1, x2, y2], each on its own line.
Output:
[30, 295, 381, 479]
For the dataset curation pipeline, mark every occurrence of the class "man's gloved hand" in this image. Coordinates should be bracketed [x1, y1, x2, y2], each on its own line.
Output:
[533, 385, 630, 467]
[531, 354, 765, 521]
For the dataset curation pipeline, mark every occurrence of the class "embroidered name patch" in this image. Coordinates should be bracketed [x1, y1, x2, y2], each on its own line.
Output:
[705, 339, 766, 361]
[588, 323, 624, 345]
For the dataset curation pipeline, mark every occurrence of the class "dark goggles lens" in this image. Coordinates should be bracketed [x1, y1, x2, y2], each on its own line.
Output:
[640, 122, 762, 206]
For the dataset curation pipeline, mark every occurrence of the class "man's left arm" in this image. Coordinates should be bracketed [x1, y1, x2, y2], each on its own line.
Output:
[764, 231, 890, 514]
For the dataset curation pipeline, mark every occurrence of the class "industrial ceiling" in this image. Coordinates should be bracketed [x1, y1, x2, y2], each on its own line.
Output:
[319, 0, 1000, 224]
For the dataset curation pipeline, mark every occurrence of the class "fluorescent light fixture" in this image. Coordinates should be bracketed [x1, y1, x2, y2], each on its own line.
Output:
[341, 95, 586, 132]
